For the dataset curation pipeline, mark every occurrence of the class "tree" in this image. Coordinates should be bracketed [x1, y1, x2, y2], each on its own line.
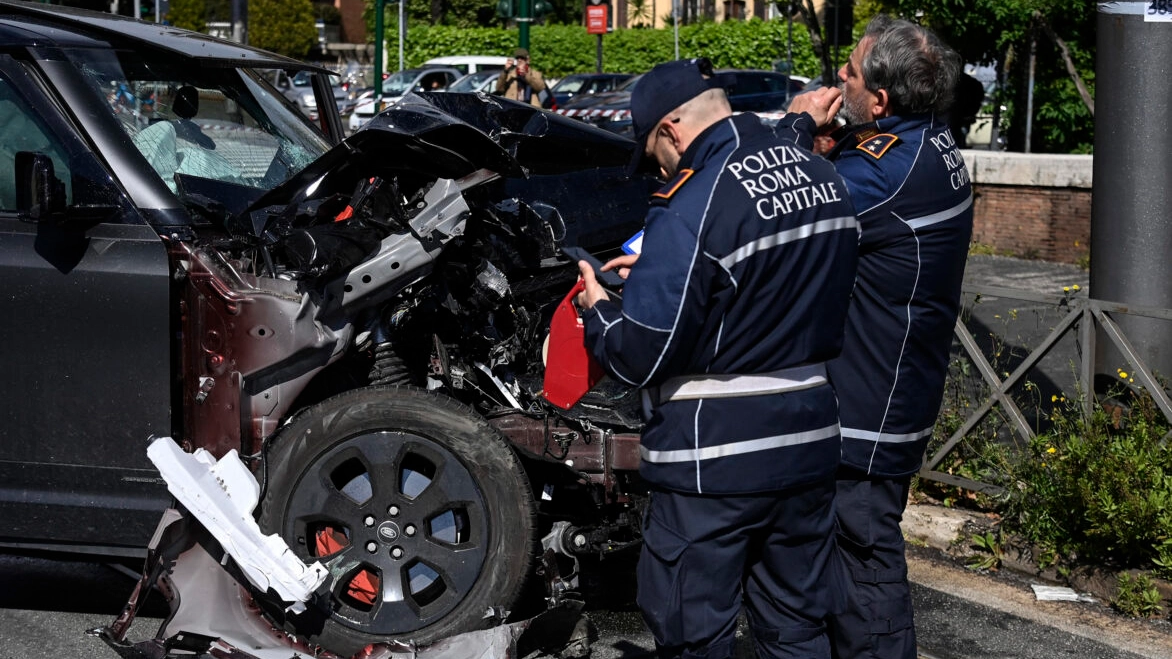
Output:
[628, 0, 654, 28]
[167, 0, 206, 32]
[207, 0, 232, 23]
[250, 0, 319, 57]
[853, 0, 1095, 153]
[789, 0, 836, 87]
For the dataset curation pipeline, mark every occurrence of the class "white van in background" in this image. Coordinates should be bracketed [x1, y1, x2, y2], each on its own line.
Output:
[423, 55, 510, 75]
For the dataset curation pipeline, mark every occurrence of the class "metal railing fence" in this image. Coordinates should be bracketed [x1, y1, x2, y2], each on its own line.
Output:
[919, 285, 1172, 496]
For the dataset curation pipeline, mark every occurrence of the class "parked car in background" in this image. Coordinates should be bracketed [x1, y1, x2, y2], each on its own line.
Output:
[554, 74, 641, 129]
[445, 69, 501, 94]
[347, 66, 461, 132]
[422, 55, 509, 75]
[548, 73, 632, 109]
[270, 68, 349, 121]
[557, 69, 804, 136]
[726, 69, 807, 111]
[338, 87, 373, 120]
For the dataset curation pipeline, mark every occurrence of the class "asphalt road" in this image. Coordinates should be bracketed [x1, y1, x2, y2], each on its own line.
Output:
[0, 552, 166, 659]
[4, 546, 1171, 659]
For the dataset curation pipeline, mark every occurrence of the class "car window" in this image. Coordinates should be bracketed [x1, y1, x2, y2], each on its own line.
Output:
[419, 71, 452, 91]
[447, 74, 477, 93]
[383, 70, 421, 96]
[731, 73, 770, 95]
[616, 75, 641, 92]
[448, 71, 498, 93]
[554, 76, 586, 94]
[0, 74, 72, 211]
[64, 47, 330, 194]
[599, 77, 623, 92]
[762, 74, 800, 94]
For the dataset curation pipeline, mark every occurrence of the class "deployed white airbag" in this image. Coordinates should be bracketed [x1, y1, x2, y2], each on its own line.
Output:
[146, 436, 327, 613]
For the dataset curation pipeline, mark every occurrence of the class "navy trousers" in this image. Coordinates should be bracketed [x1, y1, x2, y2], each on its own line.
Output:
[637, 479, 841, 659]
[827, 468, 916, 659]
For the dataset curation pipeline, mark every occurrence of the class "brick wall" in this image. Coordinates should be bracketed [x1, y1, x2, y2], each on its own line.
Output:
[963, 151, 1093, 265]
[971, 184, 1091, 264]
[336, 0, 366, 44]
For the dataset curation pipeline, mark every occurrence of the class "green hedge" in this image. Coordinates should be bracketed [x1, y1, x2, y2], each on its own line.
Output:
[373, 21, 820, 79]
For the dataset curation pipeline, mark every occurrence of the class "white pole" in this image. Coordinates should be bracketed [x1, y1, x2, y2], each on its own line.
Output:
[398, 0, 405, 72]
[154, 0, 160, 22]
[673, 0, 679, 59]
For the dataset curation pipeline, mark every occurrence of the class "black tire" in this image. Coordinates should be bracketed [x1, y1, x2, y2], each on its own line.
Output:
[257, 386, 535, 655]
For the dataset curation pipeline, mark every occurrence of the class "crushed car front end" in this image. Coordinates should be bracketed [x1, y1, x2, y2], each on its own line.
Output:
[0, 3, 659, 656]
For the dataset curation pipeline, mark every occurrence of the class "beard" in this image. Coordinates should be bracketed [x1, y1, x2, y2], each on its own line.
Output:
[840, 90, 871, 126]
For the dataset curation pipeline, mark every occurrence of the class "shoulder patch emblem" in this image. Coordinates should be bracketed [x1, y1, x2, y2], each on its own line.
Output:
[856, 134, 901, 159]
[652, 168, 695, 200]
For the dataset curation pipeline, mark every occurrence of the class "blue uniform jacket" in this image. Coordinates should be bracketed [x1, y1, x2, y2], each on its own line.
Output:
[819, 114, 974, 477]
[581, 113, 859, 494]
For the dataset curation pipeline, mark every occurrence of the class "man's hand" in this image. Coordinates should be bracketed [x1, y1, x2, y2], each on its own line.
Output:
[602, 253, 639, 280]
[576, 260, 610, 310]
[787, 87, 843, 129]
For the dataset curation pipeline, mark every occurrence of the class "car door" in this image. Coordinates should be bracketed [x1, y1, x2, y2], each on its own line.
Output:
[0, 55, 172, 555]
[728, 72, 776, 112]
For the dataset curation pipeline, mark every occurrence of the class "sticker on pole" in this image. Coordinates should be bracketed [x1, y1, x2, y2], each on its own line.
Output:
[1147, 1, 1172, 21]
[586, 4, 608, 34]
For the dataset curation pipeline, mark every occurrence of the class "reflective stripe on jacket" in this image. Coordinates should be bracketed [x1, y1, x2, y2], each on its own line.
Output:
[582, 113, 859, 494]
[821, 114, 974, 477]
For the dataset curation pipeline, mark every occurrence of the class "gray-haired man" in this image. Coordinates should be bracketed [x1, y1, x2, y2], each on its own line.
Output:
[789, 15, 974, 659]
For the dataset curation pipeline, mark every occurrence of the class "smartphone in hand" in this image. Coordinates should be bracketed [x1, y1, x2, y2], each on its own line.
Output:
[562, 246, 625, 289]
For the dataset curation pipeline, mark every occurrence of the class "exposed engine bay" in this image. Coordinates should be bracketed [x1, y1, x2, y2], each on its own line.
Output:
[174, 92, 651, 455]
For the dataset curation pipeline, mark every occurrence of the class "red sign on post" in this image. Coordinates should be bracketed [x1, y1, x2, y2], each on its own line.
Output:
[586, 4, 608, 34]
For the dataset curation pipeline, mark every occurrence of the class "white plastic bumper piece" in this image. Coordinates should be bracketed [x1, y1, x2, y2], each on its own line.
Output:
[147, 437, 327, 613]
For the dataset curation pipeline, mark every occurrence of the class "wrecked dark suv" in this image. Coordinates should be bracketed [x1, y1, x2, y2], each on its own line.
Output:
[0, 2, 654, 656]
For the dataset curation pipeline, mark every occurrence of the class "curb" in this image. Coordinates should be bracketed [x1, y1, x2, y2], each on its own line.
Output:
[902, 502, 1172, 657]
[902, 503, 986, 553]
[902, 502, 1172, 606]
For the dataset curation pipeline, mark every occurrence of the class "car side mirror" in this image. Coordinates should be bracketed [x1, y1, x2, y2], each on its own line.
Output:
[16, 151, 66, 221]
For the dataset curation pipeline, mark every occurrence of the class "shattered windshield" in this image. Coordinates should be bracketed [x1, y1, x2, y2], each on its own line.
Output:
[65, 47, 331, 194]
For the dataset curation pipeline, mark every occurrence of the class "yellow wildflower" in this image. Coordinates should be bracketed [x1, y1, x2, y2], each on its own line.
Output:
[1119, 371, 1129, 379]
[1047, 447, 1057, 454]
[1063, 286, 1070, 293]
[1072, 284, 1080, 291]
[1051, 395, 1058, 402]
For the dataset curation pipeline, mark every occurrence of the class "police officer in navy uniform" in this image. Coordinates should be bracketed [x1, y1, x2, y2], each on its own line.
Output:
[575, 58, 859, 658]
[788, 15, 974, 659]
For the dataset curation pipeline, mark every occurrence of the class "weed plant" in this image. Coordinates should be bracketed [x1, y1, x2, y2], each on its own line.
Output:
[1113, 572, 1164, 618]
[1003, 384, 1172, 577]
[921, 286, 1172, 596]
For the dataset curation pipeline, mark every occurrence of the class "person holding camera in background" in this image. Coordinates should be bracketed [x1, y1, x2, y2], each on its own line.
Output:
[495, 47, 547, 107]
